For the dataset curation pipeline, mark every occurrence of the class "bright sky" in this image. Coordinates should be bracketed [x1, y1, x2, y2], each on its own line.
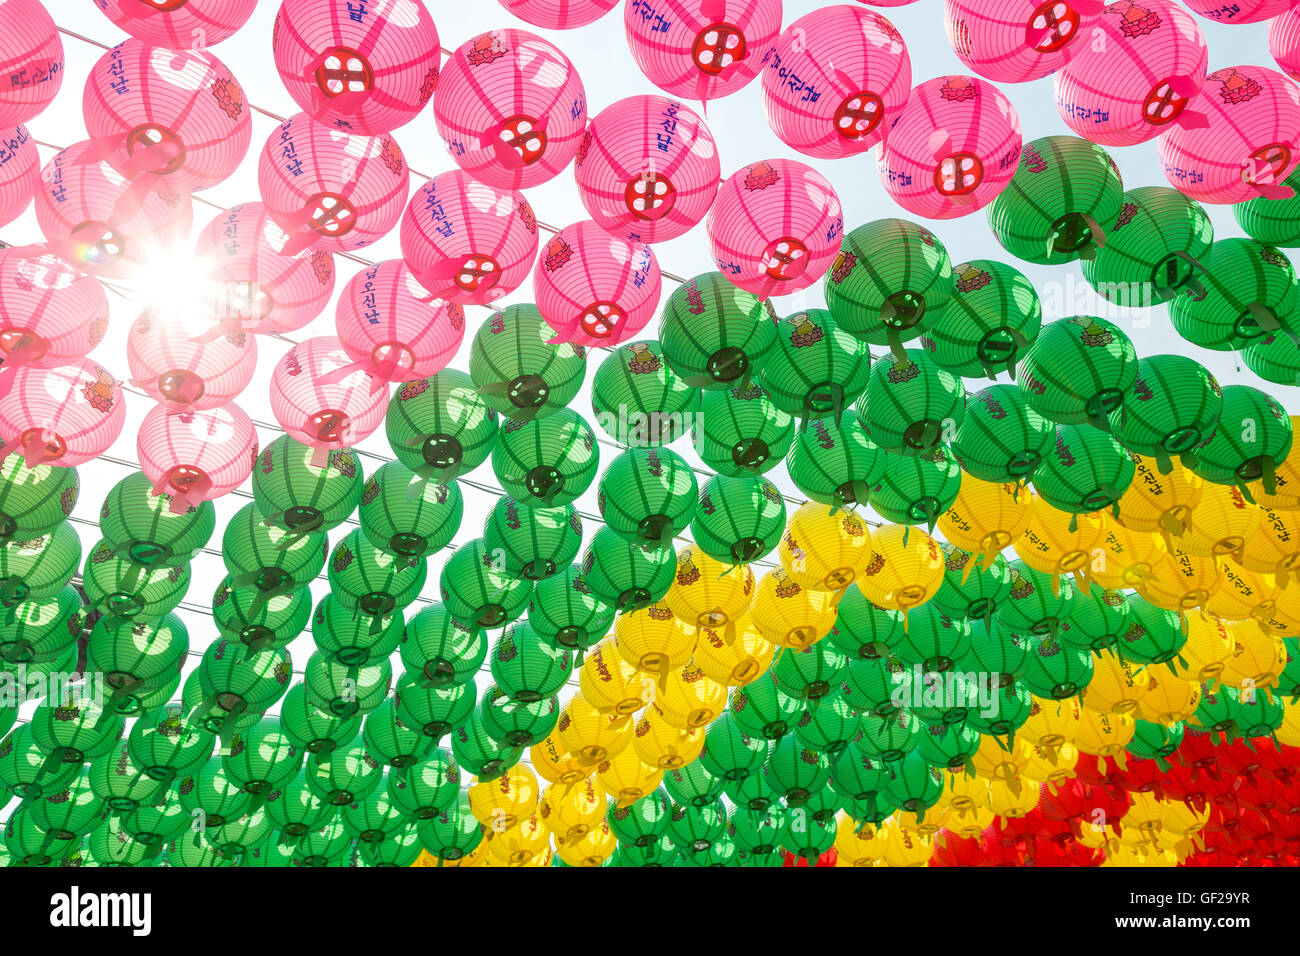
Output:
[0, 0, 1286, 825]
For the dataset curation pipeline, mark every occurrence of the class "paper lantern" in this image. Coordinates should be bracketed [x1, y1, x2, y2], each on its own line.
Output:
[34, 141, 194, 279]
[501, 0, 618, 28]
[1013, 494, 1103, 589]
[1054, 0, 1208, 147]
[945, 0, 1103, 83]
[0, 0, 62, 129]
[590, 339, 698, 448]
[575, 94, 719, 244]
[1167, 238, 1298, 352]
[859, 348, 966, 456]
[1183, 0, 1287, 23]
[95, 0, 257, 46]
[335, 259, 464, 388]
[534, 220, 662, 346]
[399, 170, 538, 306]
[258, 113, 409, 254]
[1032, 423, 1135, 516]
[1192, 385, 1292, 499]
[272, 0, 440, 135]
[137, 403, 257, 513]
[468, 304, 586, 423]
[386, 369, 498, 482]
[856, 524, 945, 620]
[83, 39, 250, 193]
[761, 5, 911, 159]
[268, 335, 389, 462]
[785, 417, 886, 511]
[690, 473, 787, 565]
[951, 383, 1055, 484]
[623, 0, 783, 103]
[1018, 316, 1137, 427]
[0, 360, 125, 468]
[193, 202, 336, 336]
[927, 259, 1041, 379]
[434, 28, 586, 190]
[356, 460, 462, 562]
[878, 75, 1022, 220]
[658, 272, 775, 390]
[1270, 6, 1300, 81]
[126, 309, 257, 411]
[938, 475, 1030, 561]
[1158, 65, 1300, 204]
[0, 125, 37, 228]
[0, 455, 77, 544]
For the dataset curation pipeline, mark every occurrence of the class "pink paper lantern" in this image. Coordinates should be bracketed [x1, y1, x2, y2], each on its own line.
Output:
[1054, 0, 1208, 148]
[0, 245, 110, 396]
[1182, 0, 1287, 24]
[33, 140, 194, 279]
[334, 259, 465, 388]
[1269, 7, 1300, 83]
[1158, 65, 1300, 204]
[878, 75, 1023, 220]
[706, 159, 843, 301]
[0, 125, 39, 227]
[534, 219, 662, 346]
[269, 335, 389, 462]
[574, 95, 719, 244]
[0, 359, 125, 468]
[258, 113, 409, 256]
[434, 28, 587, 190]
[0, 0, 63, 129]
[138, 402, 257, 514]
[126, 309, 258, 411]
[93, 0, 258, 48]
[761, 5, 912, 160]
[399, 170, 538, 305]
[193, 202, 337, 337]
[859, 0, 919, 4]
[498, 0, 619, 28]
[624, 0, 783, 103]
[944, 0, 1105, 83]
[83, 39, 252, 194]
[272, 0, 441, 135]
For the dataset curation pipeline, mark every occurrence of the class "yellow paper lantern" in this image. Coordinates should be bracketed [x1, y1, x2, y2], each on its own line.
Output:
[833, 812, 883, 866]
[1136, 547, 1219, 614]
[539, 778, 606, 846]
[1121, 791, 1166, 835]
[749, 568, 837, 649]
[1114, 453, 1202, 538]
[1018, 739, 1079, 787]
[483, 812, 549, 865]
[942, 803, 994, 840]
[1180, 482, 1262, 558]
[1239, 507, 1300, 584]
[1020, 696, 1081, 752]
[1080, 650, 1151, 716]
[778, 501, 873, 591]
[986, 774, 1041, 817]
[556, 818, 617, 867]
[937, 770, 992, 817]
[1073, 708, 1136, 761]
[663, 545, 755, 629]
[631, 705, 705, 770]
[580, 637, 650, 717]
[970, 732, 1031, 783]
[877, 819, 935, 867]
[937, 476, 1030, 562]
[855, 523, 945, 620]
[1275, 701, 1300, 746]
[1220, 620, 1288, 694]
[1135, 666, 1203, 724]
[613, 601, 697, 683]
[468, 766, 538, 832]
[650, 662, 728, 729]
[1168, 613, 1235, 683]
[594, 745, 663, 807]
[692, 617, 776, 686]
[1247, 416, 1300, 510]
[1160, 796, 1211, 838]
[1088, 516, 1167, 591]
[530, 735, 590, 787]
[1014, 493, 1104, 587]
[1204, 561, 1279, 623]
[557, 694, 634, 768]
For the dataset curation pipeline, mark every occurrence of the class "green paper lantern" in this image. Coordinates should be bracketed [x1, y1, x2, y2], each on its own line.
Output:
[29, 766, 105, 840]
[1021, 633, 1095, 700]
[99, 470, 213, 568]
[786, 417, 886, 510]
[892, 603, 973, 674]
[1110, 354, 1222, 470]
[859, 348, 965, 456]
[0, 457, 77, 543]
[1191, 384, 1293, 498]
[770, 641, 849, 702]
[828, 586, 904, 660]
[591, 340, 699, 449]
[387, 370, 498, 482]
[82, 538, 190, 622]
[291, 819, 354, 867]
[417, 796, 483, 861]
[279, 682, 361, 759]
[490, 621, 572, 703]
[264, 771, 335, 838]
[357, 461, 462, 561]
[327, 529, 427, 621]
[580, 526, 677, 611]
[1189, 684, 1242, 736]
[399, 602, 486, 688]
[658, 272, 775, 390]
[1168, 238, 1299, 352]
[469, 304, 586, 422]
[966, 680, 1034, 739]
[120, 798, 189, 851]
[0, 724, 78, 800]
[664, 759, 726, 808]
[1233, 166, 1300, 247]
[987, 135, 1124, 266]
[492, 408, 599, 507]
[341, 788, 407, 844]
[127, 703, 214, 790]
[1119, 599, 1185, 666]
[665, 799, 727, 854]
[823, 218, 953, 349]
[311, 592, 402, 667]
[870, 448, 963, 527]
[1062, 587, 1131, 653]
[722, 769, 780, 813]
[699, 711, 771, 781]
[439, 537, 533, 629]
[358, 822, 423, 867]
[729, 675, 801, 740]
[303, 742, 383, 806]
[30, 691, 123, 763]
[607, 788, 672, 847]
[484, 497, 582, 581]
[212, 574, 310, 657]
[926, 259, 1042, 379]
[952, 383, 1055, 483]
[387, 748, 459, 820]
[762, 735, 830, 806]
[477, 684, 558, 747]
[303, 650, 391, 719]
[933, 545, 1012, 627]
[252, 436, 364, 534]
[914, 719, 981, 772]
[883, 750, 944, 814]
[727, 804, 784, 854]
[997, 560, 1075, 639]
[1018, 316, 1138, 427]
[527, 564, 616, 656]
[1126, 719, 1185, 764]
[0, 521, 80, 611]
[597, 446, 697, 548]
[224, 719, 302, 795]
[204, 806, 273, 859]
[450, 706, 522, 780]
[85, 612, 189, 716]
[4, 806, 78, 866]
[840, 654, 908, 718]
[222, 502, 328, 605]
[1033, 424, 1135, 515]
[393, 671, 476, 743]
[693, 381, 794, 477]
[189, 640, 293, 735]
[175, 757, 252, 828]
[1242, 331, 1300, 387]
[690, 474, 787, 565]
[760, 309, 871, 423]
[958, 620, 1031, 684]
[794, 695, 861, 757]
[831, 746, 890, 804]
[0, 586, 82, 666]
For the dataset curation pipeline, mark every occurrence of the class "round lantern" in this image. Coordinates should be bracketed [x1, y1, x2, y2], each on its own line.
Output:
[272, 0, 440, 135]
[0, 0, 62, 129]
[951, 383, 1055, 484]
[1110, 354, 1221, 472]
[0, 455, 77, 544]
[927, 259, 1042, 379]
[590, 340, 698, 448]
[690, 473, 787, 565]
[859, 348, 966, 456]
[535, 220, 661, 346]
[1167, 238, 1299, 352]
[193, 202, 336, 336]
[468, 305, 586, 423]
[878, 75, 1022, 220]
[1018, 316, 1136, 427]
[856, 524, 945, 620]
[258, 113, 409, 254]
[1183, 0, 1287, 24]
[623, 0, 783, 103]
[137, 403, 257, 513]
[96, 0, 257, 47]
[386, 369, 498, 483]
[1158, 65, 1300, 204]
[0, 360, 125, 469]
[434, 28, 586, 190]
[658, 272, 775, 390]
[400, 171, 537, 306]
[575, 94, 720, 243]
[127, 309, 257, 412]
[1054, 0, 1208, 147]
[1193, 385, 1292, 499]
[762, 5, 911, 159]
[83, 39, 251, 193]
[269, 336, 389, 464]
[785, 417, 886, 511]
[1234, 168, 1300, 247]
[707, 159, 842, 300]
[944, 0, 1103, 83]
[0, 125, 37, 228]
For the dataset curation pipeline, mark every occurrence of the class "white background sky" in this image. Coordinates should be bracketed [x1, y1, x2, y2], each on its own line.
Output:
[1, 0, 1287, 823]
